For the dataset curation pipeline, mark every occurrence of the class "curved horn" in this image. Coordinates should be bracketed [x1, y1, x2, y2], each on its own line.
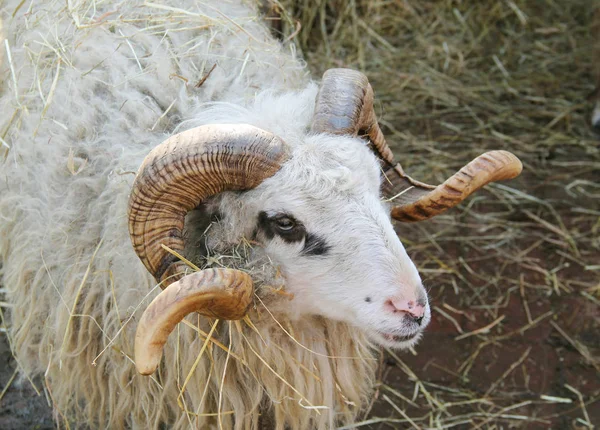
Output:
[135, 268, 253, 375]
[311, 68, 394, 164]
[128, 124, 289, 286]
[312, 68, 522, 221]
[388, 151, 522, 222]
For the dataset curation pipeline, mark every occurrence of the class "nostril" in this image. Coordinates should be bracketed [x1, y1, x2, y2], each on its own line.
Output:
[413, 315, 424, 325]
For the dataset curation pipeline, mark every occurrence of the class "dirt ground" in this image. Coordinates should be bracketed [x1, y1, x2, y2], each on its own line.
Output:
[0, 335, 53, 429]
[1, 0, 599, 429]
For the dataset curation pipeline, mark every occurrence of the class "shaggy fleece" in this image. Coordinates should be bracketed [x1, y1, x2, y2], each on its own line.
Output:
[0, 1, 377, 429]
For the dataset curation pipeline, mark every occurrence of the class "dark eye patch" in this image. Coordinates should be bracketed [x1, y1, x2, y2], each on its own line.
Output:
[257, 211, 306, 243]
[257, 211, 331, 256]
[302, 233, 330, 256]
[256, 212, 330, 257]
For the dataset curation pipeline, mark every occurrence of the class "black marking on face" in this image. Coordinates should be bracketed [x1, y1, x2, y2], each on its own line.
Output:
[302, 233, 330, 256]
[365, 296, 372, 303]
[256, 211, 275, 240]
[257, 211, 306, 243]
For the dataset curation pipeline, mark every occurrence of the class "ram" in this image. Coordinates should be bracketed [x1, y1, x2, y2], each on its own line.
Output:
[0, 1, 521, 429]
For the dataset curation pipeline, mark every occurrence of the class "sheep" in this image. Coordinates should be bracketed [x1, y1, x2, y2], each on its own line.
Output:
[0, 1, 522, 429]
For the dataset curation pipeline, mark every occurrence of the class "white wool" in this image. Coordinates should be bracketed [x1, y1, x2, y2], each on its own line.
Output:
[0, 1, 429, 428]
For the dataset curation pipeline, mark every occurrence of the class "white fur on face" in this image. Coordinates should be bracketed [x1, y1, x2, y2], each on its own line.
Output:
[183, 87, 430, 349]
[218, 134, 431, 349]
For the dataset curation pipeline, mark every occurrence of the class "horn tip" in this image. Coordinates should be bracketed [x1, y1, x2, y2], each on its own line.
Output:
[484, 150, 523, 180]
[135, 360, 159, 376]
[134, 331, 162, 375]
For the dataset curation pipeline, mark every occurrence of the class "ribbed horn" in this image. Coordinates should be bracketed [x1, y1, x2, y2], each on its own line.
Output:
[311, 68, 394, 164]
[135, 268, 253, 375]
[312, 68, 523, 221]
[388, 151, 523, 222]
[128, 124, 289, 286]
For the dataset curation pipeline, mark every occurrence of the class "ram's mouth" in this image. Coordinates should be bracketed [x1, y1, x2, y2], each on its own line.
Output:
[379, 331, 419, 343]
[369, 329, 422, 348]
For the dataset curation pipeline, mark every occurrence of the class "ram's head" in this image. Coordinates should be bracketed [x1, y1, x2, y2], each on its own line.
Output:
[128, 69, 522, 375]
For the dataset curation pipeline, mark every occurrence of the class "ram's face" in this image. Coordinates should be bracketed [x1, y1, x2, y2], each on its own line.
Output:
[129, 69, 521, 373]
[225, 134, 431, 349]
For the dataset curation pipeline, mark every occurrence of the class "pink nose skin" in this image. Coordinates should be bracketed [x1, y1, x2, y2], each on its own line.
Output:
[387, 297, 425, 319]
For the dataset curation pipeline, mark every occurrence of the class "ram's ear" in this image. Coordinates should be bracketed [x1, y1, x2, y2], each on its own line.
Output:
[312, 68, 523, 222]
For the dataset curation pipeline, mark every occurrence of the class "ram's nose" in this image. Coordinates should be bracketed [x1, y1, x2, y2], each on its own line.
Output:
[385, 296, 427, 324]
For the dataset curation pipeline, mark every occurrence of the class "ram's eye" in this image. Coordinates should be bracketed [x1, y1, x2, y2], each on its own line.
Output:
[273, 216, 296, 232]
[257, 211, 305, 242]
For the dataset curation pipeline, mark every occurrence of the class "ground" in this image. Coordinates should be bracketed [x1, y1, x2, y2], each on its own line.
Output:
[0, 333, 53, 429]
[1, 0, 599, 428]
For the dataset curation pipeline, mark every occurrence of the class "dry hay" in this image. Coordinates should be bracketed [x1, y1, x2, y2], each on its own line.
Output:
[274, 0, 600, 428]
[1, 0, 599, 428]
